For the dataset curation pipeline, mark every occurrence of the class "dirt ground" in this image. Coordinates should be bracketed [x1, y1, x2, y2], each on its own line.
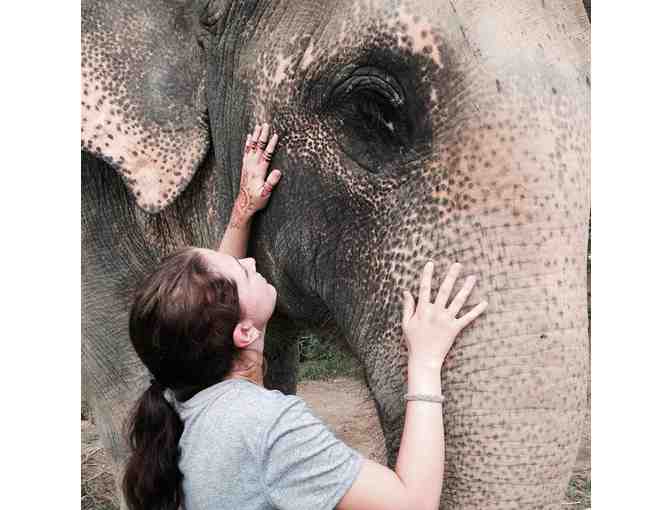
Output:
[81, 377, 590, 509]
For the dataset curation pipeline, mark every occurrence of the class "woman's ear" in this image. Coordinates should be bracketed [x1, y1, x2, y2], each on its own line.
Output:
[233, 320, 261, 349]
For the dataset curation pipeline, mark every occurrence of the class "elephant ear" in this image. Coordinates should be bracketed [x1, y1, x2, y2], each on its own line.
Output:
[81, 0, 209, 213]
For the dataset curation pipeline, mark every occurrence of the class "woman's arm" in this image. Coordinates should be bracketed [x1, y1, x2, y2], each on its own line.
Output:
[217, 123, 282, 258]
[217, 207, 253, 259]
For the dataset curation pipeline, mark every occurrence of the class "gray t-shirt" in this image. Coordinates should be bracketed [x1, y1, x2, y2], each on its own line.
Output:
[172, 378, 364, 510]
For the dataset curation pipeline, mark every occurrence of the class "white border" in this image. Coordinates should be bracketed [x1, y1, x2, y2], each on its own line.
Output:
[593, 2, 672, 508]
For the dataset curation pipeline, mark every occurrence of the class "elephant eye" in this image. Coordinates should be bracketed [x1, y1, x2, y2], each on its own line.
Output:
[327, 67, 416, 174]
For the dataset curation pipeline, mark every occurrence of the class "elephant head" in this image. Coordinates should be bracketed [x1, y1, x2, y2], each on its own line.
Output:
[82, 1, 590, 508]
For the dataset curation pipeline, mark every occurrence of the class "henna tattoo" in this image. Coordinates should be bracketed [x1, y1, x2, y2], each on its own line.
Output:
[262, 151, 272, 162]
[260, 182, 273, 198]
[258, 140, 268, 150]
[230, 191, 251, 228]
[231, 168, 255, 228]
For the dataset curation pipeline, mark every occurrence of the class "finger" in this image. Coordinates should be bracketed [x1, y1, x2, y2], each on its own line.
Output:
[260, 133, 279, 166]
[456, 300, 488, 328]
[251, 124, 261, 142]
[402, 290, 415, 327]
[266, 169, 282, 185]
[446, 275, 477, 317]
[435, 262, 462, 308]
[257, 123, 270, 153]
[264, 133, 279, 158]
[250, 124, 261, 151]
[244, 134, 252, 155]
[260, 169, 282, 198]
[418, 261, 434, 305]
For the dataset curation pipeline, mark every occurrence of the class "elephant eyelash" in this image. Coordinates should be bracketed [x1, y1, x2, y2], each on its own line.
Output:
[331, 69, 404, 104]
[327, 65, 405, 106]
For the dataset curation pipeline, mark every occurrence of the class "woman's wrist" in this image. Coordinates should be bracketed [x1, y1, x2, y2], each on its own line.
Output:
[229, 195, 254, 229]
[407, 354, 444, 372]
[407, 358, 442, 393]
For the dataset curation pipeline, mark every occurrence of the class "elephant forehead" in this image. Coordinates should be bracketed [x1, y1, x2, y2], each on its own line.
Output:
[247, 0, 448, 106]
[322, 1, 446, 69]
[387, 3, 444, 69]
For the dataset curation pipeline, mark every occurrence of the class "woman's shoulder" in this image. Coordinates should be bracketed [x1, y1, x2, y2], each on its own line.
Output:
[235, 379, 299, 404]
[227, 381, 312, 430]
[187, 379, 303, 423]
[239, 381, 307, 416]
[176, 379, 303, 443]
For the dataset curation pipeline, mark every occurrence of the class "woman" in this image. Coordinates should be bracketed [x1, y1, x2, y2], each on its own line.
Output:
[123, 123, 488, 510]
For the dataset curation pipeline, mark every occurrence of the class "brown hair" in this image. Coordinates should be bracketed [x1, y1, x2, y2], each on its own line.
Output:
[122, 247, 247, 510]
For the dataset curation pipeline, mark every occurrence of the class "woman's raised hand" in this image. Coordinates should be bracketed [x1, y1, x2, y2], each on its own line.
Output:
[401, 262, 488, 367]
[231, 123, 282, 225]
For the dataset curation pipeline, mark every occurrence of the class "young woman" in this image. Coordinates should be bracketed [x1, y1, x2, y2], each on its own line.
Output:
[123, 122, 488, 510]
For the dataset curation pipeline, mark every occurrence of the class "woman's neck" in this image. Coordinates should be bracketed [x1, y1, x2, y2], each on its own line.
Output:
[224, 349, 265, 386]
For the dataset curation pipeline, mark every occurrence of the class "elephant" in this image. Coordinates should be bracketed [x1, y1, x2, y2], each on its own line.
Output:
[82, 0, 590, 508]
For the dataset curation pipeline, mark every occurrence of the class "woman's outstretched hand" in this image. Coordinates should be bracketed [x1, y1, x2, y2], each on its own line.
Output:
[230, 123, 282, 227]
[402, 261, 488, 367]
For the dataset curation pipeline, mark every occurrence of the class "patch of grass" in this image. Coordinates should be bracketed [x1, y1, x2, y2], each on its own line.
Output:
[297, 334, 364, 382]
[565, 472, 591, 508]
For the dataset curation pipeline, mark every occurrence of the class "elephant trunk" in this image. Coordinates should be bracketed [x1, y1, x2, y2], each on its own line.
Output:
[445, 239, 588, 507]
[351, 213, 589, 508]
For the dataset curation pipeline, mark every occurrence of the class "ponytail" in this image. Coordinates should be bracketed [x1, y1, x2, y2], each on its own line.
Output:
[124, 247, 242, 508]
[123, 380, 184, 510]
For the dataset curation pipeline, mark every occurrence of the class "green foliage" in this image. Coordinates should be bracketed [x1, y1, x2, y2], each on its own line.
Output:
[566, 473, 591, 509]
[297, 334, 364, 381]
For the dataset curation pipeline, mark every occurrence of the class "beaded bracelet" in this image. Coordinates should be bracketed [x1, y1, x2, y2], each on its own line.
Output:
[404, 393, 445, 403]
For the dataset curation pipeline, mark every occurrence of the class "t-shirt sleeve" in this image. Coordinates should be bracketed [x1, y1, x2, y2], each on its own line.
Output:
[261, 395, 364, 510]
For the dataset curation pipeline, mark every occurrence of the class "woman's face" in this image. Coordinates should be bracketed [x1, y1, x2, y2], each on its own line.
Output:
[197, 249, 277, 329]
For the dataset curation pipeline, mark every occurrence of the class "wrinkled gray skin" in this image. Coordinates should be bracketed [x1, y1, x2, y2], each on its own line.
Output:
[82, 0, 590, 507]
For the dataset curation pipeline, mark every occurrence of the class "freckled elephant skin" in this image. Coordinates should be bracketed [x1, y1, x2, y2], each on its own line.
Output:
[82, 1, 590, 508]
